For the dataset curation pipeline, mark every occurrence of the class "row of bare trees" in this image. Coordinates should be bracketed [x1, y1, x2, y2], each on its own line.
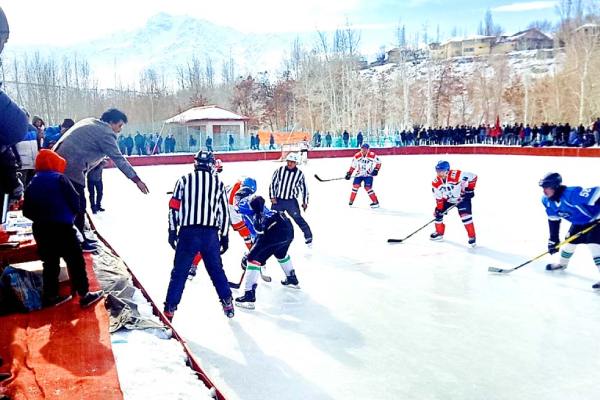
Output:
[2, 1, 600, 133]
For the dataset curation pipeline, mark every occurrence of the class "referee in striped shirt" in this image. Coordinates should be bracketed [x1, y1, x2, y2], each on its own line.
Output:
[270, 152, 313, 246]
[163, 151, 234, 321]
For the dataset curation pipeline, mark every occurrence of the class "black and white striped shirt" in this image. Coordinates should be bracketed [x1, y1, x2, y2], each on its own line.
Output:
[269, 166, 309, 204]
[168, 170, 230, 235]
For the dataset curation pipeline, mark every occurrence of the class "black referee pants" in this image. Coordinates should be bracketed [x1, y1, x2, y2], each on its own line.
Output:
[273, 198, 312, 242]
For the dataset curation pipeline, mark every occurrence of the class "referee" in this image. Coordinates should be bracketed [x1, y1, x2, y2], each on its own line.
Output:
[163, 151, 234, 321]
[269, 152, 313, 246]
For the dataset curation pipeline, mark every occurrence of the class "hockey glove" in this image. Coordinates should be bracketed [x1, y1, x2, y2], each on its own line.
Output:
[220, 235, 229, 254]
[371, 169, 379, 176]
[168, 230, 178, 250]
[462, 189, 474, 199]
[345, 171, 352, 180]
[241, 254, 248, 270]
[547, 240, 559, 255]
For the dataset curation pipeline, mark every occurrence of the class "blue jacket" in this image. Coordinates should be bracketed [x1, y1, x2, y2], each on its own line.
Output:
[0, 90, 28, 146]
[542, 186, 600, 225]
[238, 197, 276, 239]
[43, 125, 62, 148]
[23, 171, 80, 225]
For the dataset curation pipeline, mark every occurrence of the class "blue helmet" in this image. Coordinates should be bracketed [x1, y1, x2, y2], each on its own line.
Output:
[539, 172, 562, 189]
[435, 160, 450, 171]
[361, 143, 370, 149]
[240, 177, 257, 193]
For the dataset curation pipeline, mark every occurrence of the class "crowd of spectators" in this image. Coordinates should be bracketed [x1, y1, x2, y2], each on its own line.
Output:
[309, 120, 600, 149]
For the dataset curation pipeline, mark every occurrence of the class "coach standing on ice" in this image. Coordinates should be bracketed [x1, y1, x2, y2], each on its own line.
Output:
[164, 151, 234, 321]
[269, 152, 313, 247]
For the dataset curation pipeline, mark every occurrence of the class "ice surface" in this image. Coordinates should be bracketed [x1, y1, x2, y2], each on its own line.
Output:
[93, 154, 600, 400]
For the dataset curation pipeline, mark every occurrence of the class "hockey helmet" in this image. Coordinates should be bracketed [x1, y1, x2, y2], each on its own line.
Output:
[435, 160, 450, 171]
[249, 195, 266, 215]
[194, 150, 214, 171]
[285, 152, 300, 163]
[239, 176, 257, 194]
[539, 172, 562, 189]
[361, 143, 370, 149]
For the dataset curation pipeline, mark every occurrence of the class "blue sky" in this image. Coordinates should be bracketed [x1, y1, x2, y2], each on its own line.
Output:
[3, 0, 559, 49]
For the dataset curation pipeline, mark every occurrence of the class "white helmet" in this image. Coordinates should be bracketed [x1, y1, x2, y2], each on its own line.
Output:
[285, 152, 300, 163]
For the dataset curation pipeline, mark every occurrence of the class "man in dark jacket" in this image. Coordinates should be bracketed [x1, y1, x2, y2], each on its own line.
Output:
[55, 108, 149, 251]
[23, 150, 104, 308]
[134, 131, 145, 155]
[0, 6, 28, 215]
[125, 134, 134, 156]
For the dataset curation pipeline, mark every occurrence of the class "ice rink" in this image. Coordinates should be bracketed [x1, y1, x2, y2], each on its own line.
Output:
[92, 154, 600, 400]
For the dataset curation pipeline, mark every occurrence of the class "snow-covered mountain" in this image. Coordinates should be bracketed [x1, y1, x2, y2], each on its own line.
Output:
[4, 13, 305, 86]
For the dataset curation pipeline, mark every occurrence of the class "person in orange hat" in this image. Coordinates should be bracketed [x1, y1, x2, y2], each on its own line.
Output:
[23, 149, 104, 308]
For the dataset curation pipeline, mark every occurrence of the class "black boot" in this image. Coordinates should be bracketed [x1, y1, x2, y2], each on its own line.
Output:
[80, 290, 104, 308]
[235, 285, 256, 309]
[281, 270, 300, 289]
[220, 297, 235, 318]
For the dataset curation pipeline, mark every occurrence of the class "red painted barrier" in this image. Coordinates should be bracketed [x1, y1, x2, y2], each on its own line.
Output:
[108, 146, 599, 168]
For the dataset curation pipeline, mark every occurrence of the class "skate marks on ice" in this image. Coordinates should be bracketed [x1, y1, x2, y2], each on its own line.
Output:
[188, 323, 337, 400]
[188, 294, 364, 400]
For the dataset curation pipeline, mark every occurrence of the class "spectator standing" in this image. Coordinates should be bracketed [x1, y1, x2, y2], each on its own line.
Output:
[0, 6, 28, 214]
[342, 130, 350, 147]
[23, 149, 104, 308]
[325, 132, 332, 147]
[54, 108, 149, 252]
[134, 131, 145, 155]
[43, 118, 75, 149]
[206, 135, 213, 152]
[125, 134, 134, 156]
[14, 123, 38, 186]
[269, 133, 275, 150]
[228, 134, 234, 151]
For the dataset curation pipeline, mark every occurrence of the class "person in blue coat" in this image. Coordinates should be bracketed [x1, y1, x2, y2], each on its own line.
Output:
[43, 119, 75, 149]
[540, 172, 600, 289]
[0, 6, 28, 213]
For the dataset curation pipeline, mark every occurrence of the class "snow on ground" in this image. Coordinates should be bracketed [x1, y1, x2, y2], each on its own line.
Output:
[93, 154, 600, 400]
[110, 289, 215, 400]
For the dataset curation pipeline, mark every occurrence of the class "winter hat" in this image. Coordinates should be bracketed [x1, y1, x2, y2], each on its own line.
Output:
[35, 149, 67, 173]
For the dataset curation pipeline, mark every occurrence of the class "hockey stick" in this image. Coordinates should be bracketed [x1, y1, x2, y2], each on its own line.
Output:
[228, 270, 245, 289]
[488, 220, 600, 273]
[387, 204, 458, 243]
[260, 266, 272, 283]
[314, 174, 345, 182]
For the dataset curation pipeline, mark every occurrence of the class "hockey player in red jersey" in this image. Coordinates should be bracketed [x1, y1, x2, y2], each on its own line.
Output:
[430, 160, 478, 247]
[345, 143, 381, 208]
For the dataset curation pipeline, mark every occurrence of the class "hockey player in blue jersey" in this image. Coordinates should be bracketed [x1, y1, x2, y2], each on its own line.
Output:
[235, 195, 299, 309]
[540, 172, 600, 289]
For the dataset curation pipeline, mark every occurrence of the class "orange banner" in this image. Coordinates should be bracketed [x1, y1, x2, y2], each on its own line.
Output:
[257, 130, 311, 145]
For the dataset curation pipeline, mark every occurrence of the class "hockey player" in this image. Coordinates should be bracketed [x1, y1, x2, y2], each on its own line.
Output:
[270, 152, 313, 246]
[345, 143, 381, 208]
[188, 176, 256, 279]
[164, 151, 233, 321]
[540, 172, 600, 289]
[430, 160, 478, 247]
[235, 195, 299, 310]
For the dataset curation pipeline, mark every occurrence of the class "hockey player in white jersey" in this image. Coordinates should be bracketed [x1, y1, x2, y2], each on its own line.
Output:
[430, 160, 478, 247]
[344, 143, 381, 208]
